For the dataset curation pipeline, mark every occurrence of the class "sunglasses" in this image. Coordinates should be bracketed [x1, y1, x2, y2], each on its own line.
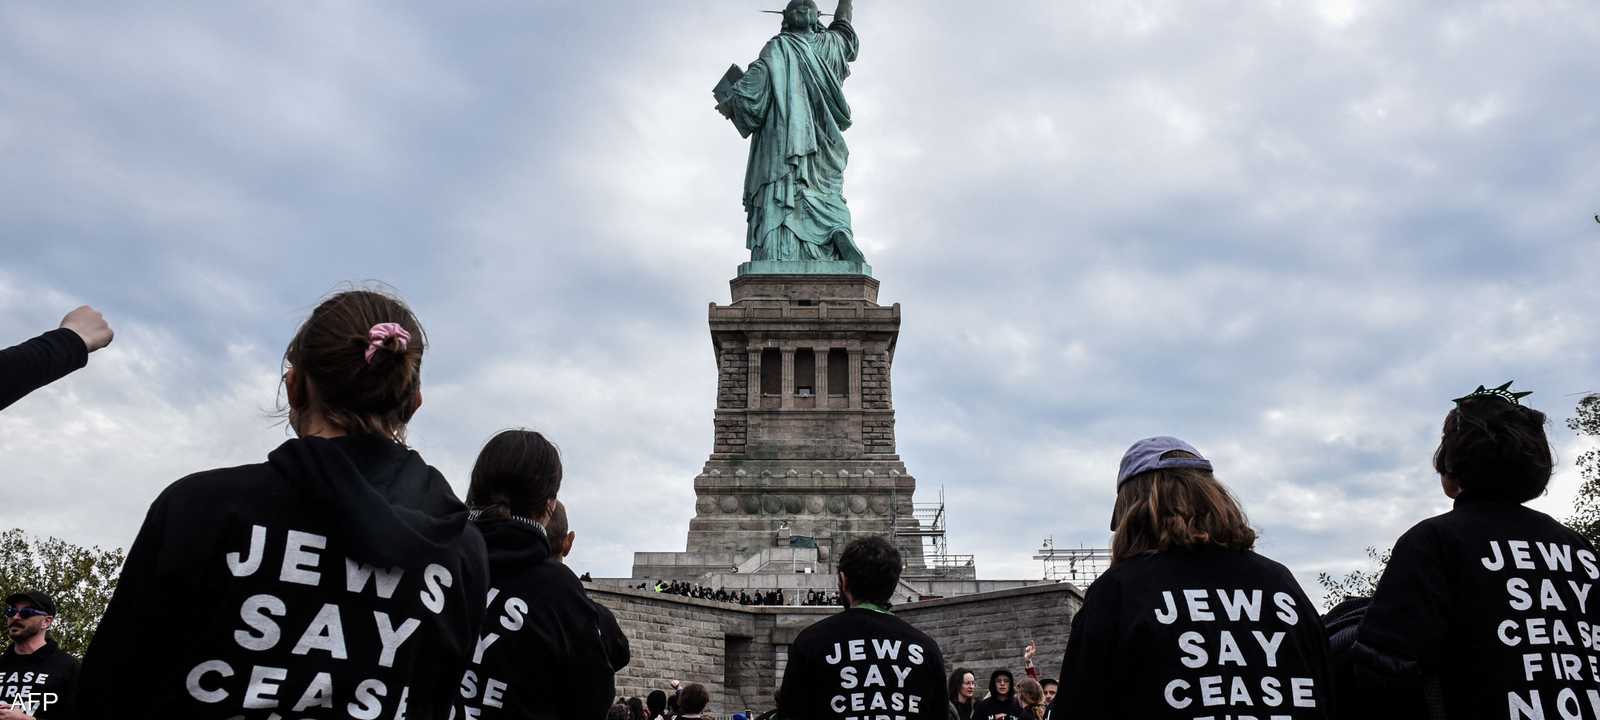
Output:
[3, 606, 50, 620]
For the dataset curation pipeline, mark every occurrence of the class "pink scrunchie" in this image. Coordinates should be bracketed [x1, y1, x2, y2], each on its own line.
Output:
[365, 323, 412, 364]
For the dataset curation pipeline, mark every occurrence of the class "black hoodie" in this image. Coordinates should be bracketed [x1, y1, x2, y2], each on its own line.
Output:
[77, 435, 489, 719]
[1353, 494, 1600, 720]
[777, 605, 949, 720]
[0, 637, 77, 719]
[973, 670, 1021, 720]
[1055, 546, 1331, 719]
[460, 518, 621, 719]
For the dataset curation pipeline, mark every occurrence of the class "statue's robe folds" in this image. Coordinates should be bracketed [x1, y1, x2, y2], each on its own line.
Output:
[726, 20, 865, 263]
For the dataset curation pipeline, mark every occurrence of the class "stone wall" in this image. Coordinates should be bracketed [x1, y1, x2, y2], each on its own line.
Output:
[861, 351, 891, 411]
[589, 585, 834, 715]
[588, 582, 1082, 716]
[898, 582, 1083, 682]
[717, 346, 749, 410]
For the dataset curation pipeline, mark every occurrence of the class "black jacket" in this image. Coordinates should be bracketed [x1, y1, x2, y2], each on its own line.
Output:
[0, 637, 78, 719]
[777, 606, 948, 720]
[0, 328, 87, 412]
[78, 435, 489, 719]
[596, 602, 631, 672]
[1354, 494, 1600, 720]
[461, 518, 622, 719]
[973, 670, 1021, 720]
[1056, 546, 1332, 719]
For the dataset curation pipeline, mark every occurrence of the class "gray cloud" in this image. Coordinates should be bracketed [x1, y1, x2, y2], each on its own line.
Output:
[2, 1, 1598, 597]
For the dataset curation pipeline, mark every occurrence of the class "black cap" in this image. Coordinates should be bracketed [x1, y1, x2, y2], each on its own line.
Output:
[4, 590, 56, 616]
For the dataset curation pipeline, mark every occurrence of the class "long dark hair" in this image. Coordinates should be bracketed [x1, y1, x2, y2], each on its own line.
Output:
[466, 429, 563, 521]
[280, 288, 425, 441]
[947, 666, 974, 705]
[1111, 451, 1256, 565]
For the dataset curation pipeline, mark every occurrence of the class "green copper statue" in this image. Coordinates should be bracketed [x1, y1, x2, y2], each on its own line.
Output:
[716, 0, 868, 274]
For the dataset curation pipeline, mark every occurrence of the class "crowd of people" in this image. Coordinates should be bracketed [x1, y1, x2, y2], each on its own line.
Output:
[606, 681, 718, 720]
[629, 582, 844, 609]
[3, 283, 1598, 720]
[799, 589, 842, 606]
[636, 581, 787, 606]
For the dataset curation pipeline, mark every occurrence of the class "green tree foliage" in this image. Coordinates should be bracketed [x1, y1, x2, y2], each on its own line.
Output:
[0, 529, 124, 657]
[1566, 394, 1600, 546]
[1317, 546, 1391, 610]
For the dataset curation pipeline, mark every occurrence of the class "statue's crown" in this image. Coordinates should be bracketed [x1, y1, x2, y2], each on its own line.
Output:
[1452, 380, 1533, 406]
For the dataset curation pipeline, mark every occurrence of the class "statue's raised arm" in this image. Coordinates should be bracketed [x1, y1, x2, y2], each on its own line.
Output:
[712, 0, 868, 273]
[833, 0, 853, 26]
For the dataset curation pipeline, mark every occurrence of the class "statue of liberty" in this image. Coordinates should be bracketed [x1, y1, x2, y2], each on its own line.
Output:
[715, 0, 867, 270]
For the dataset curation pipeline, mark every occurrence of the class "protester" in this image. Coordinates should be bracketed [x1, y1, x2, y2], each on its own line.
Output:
[1055, 436, 1332, 718]
[678, 683, 710, 719]
[1015, 678, 1046, 720]
[647, 688, 670, 720]
[77, 288, 490, 717]
[777, 535, 947, 719]
[1021, 642, 1056, 715]
[547, 499, 632, 673]
[461, 430, 620, 718]
[0, 591, 76, 719]
[947, 667, 977, 720]
[627, 696, 648, 720]
[1351, 383, 1597, 720]
[1, 305, 113, 412]
[973, 669, 1022, 720]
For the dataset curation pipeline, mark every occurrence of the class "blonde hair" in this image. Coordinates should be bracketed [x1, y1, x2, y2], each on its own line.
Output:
[1016, 678, 1046, 718]
[1111, 452, 1257, 565]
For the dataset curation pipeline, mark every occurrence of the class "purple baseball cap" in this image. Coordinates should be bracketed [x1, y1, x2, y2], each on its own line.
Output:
[1112, 436, 1214, 529]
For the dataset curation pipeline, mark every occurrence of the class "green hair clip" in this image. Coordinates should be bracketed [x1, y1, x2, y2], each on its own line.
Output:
[1453, 380, 1533, 406]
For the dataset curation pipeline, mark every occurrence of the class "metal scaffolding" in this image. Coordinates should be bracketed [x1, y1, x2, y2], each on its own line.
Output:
[1033, 535, 1111, 586]
[892, 486, 973, 577]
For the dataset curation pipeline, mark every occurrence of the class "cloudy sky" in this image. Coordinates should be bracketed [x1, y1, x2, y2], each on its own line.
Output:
[2, 1, 1598, 598]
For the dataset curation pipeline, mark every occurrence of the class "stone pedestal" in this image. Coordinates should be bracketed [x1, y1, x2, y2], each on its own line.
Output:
[737, 260, 872, 277]
[684, 274, 924, 568]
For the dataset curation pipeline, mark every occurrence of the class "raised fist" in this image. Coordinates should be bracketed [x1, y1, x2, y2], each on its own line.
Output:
[60, 305, 114, 353]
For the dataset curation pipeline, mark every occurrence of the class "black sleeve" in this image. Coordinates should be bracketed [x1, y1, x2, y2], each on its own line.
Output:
[596, 604, 631, 671]
[0, 328, 88, 412]
[1053, 579, 1120, 720]
[76, 488, 186, 718]
[562, 605, 620, 720]
[1354, 523, 1451, 679]
[920, 642, 948, 720]
[777, 634, 815, 720]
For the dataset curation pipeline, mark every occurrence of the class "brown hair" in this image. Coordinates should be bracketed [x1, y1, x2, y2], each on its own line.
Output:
[1016, 678, 1046, 717]
[1111, 451, 1256, 565]
[281, 289, 425, 441]
[679, 683, 710, 715]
